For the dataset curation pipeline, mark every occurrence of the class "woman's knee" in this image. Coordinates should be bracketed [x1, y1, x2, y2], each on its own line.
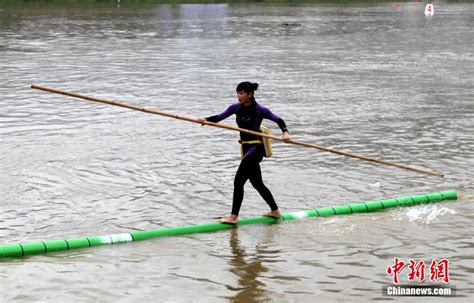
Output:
[249, 176, 264, 188]
[234, 175, 247, 188]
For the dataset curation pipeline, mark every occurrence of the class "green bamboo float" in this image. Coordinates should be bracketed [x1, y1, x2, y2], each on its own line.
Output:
[0, 191, 457, 259]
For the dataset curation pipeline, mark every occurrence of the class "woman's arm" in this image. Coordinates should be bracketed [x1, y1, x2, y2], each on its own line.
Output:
[259, 104, 290, 142]
[197, 103, 239, 124]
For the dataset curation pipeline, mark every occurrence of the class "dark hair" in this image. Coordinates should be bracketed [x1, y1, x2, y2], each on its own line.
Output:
[236, 82, 259, 94]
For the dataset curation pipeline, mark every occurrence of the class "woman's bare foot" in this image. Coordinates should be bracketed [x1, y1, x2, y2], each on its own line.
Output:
[263, 209, 281, 218]
[219, 214, 238, 225]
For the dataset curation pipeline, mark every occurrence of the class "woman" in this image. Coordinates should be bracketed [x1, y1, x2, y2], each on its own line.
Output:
[197, 82, 290, 224]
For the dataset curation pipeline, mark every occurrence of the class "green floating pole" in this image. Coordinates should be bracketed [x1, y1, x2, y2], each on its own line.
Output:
[0, 190, 457, 259]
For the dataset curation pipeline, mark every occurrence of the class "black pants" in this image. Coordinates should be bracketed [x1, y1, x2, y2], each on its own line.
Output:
[232, 146, 279, 216]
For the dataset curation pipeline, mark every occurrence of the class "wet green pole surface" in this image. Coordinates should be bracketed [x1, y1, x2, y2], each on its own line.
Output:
[0, 191, 457, 259]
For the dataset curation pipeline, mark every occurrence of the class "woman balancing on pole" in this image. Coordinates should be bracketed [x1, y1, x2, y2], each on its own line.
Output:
[197, 82, 290, 225]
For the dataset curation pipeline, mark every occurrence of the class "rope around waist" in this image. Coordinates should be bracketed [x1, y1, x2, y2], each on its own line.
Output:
[239, 140, 262, 145]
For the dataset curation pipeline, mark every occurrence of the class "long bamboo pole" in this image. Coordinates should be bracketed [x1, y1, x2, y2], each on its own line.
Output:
[31, 84, 444, 177]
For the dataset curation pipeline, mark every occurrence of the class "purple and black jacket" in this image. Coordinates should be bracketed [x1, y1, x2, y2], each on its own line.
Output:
[206, 101, 288, 157]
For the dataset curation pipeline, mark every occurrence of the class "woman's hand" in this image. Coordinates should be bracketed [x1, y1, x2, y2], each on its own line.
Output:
[196, 118, 207, 125]
[282, 131, 290, 142]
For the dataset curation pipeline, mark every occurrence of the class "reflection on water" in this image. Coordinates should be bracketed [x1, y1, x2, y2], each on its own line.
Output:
[0, 1, 473, 302]
[227, 228, 270, 302]
[229, 232, 268, 302]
